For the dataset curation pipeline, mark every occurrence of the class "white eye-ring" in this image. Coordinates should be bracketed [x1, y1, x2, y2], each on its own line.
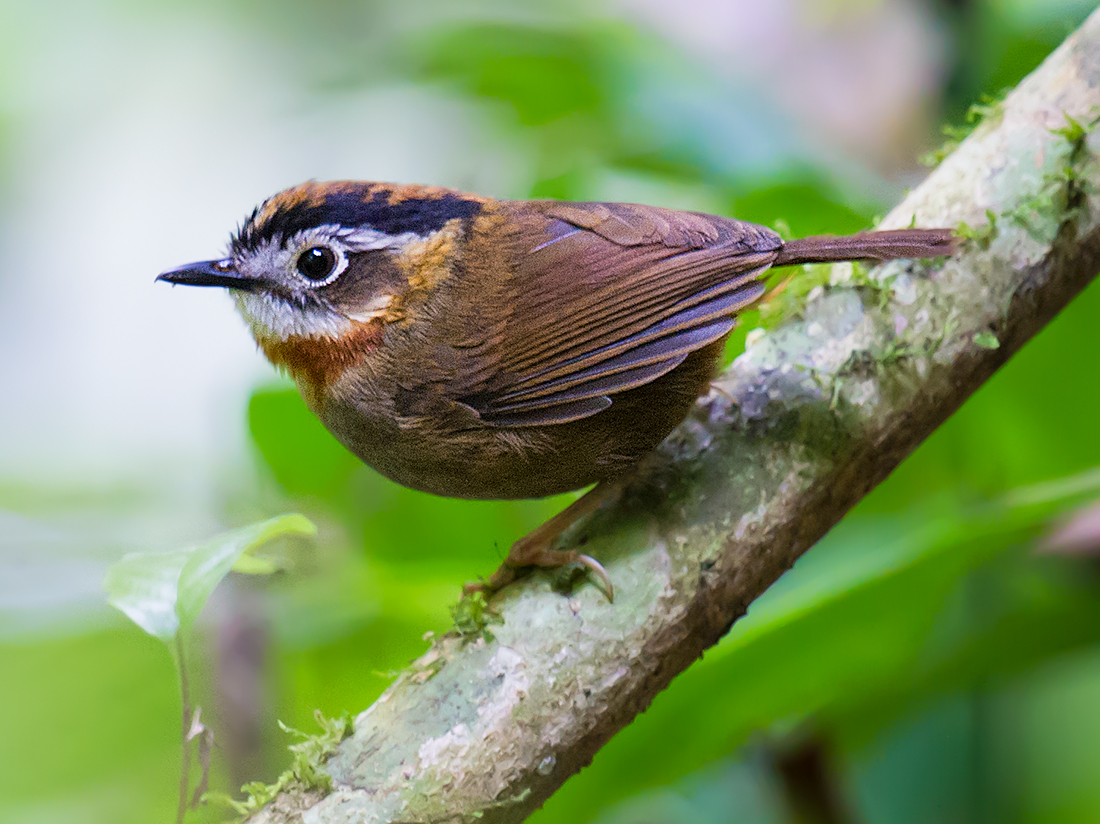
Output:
[295, 244, 339, 282]
[291, 240, 350, 287]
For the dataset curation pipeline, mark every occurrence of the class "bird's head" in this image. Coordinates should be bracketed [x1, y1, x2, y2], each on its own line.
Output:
[158, 180, 488, 392]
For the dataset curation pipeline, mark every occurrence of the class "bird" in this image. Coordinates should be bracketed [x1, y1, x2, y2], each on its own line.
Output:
[159, 180, 955, 598]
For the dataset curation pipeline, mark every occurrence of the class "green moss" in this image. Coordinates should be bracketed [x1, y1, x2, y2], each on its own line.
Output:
[827, 314, 954, 415]
[843, 259, 933, 315]
[834, 337, 915, 384]
[758, 263, 833, 330]
[450, 590, 504, 642]
[920, 90, 1008, 167]
[1052, 112, 1088, 145]
[1002, 112, 1096, 237]
[956, 210, 999, 249]
[205, 710, 354, 819]
[974, 331, 1001, 350]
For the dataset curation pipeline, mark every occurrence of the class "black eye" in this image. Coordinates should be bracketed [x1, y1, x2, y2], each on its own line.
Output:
[296, 246, 338, 282]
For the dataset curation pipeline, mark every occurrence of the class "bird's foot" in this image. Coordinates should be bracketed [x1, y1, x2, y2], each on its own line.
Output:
[463, 481, 620, 601]
[462, 545, 613, 602]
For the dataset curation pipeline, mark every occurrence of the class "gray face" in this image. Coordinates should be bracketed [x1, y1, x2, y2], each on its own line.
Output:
[231, 224, 420, 342]
[161, 180, 489, 345]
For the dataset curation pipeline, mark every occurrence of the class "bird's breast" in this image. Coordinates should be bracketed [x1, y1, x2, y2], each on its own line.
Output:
[257, 318, 384, 407]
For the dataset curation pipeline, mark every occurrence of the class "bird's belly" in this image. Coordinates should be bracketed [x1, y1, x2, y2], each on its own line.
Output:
[313, 340, 721, 499]
[314, 397, 592, 499]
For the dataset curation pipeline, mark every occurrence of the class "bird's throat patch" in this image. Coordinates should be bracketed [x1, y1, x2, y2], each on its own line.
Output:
[258, 318, 384, 403]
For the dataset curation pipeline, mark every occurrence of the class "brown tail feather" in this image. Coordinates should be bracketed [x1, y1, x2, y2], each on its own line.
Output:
[773, 228, 957, 267]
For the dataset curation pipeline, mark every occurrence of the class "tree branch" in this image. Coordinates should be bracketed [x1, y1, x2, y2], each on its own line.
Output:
[250, 12, 1100, 823]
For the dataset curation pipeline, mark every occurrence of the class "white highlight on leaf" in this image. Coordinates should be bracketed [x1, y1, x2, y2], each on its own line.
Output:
[104, 514, 316, 655]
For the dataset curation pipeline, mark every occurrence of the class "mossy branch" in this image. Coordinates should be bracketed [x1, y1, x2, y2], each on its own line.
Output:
[247, 11, 1100, 824]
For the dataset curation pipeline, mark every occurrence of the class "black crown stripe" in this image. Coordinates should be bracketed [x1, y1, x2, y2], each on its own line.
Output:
[233, 190, 483, 252]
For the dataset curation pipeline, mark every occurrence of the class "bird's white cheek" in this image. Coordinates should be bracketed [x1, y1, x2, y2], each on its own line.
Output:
[232, 291, 352, 341]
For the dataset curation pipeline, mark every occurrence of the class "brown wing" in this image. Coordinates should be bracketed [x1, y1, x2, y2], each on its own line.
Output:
[455, 200, 781, 427]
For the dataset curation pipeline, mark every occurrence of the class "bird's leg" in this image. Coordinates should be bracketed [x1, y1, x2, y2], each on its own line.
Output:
[465, 481, 622, 601]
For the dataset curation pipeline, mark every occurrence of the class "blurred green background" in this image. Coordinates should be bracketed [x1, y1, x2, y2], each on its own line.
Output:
[3, 0, 1100, 822]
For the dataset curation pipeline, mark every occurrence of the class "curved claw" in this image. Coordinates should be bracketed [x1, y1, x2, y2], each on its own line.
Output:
[464, 552, 613, 602]
[466, 481, 621, 602]
[575, 554, 614, 603]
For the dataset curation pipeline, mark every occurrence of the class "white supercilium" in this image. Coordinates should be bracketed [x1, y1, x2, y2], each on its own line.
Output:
[230, 224, 421, 341]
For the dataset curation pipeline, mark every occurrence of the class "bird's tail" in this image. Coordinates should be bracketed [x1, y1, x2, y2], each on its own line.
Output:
[773, 228, 957, 267]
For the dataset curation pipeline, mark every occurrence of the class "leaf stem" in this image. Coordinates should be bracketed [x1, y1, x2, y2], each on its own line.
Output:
[175, 634, 192, 824]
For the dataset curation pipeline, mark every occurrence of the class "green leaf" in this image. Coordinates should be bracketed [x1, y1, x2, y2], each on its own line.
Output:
[103, 548, 194, 644]
[413, 23, 616, 126]
[231, 553, 282, 575]
[105, 514, 316, 649]
[175, 515, 315, 634]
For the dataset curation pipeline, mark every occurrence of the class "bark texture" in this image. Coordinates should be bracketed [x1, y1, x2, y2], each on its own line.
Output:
[251, 11, 1100, 823]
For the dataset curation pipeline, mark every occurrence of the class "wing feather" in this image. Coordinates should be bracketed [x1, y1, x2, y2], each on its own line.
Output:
[453, 201, 780, 426]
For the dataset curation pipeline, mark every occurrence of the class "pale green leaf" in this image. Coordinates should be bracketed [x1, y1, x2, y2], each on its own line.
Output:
[104, 514, 316, 648]
[104, 548, 193, 644]
[231, 553, 282, 575]
[175, 514, 316, 635]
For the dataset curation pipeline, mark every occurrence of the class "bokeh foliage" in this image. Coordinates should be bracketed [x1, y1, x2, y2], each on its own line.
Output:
[3, 1, 1100, 823]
